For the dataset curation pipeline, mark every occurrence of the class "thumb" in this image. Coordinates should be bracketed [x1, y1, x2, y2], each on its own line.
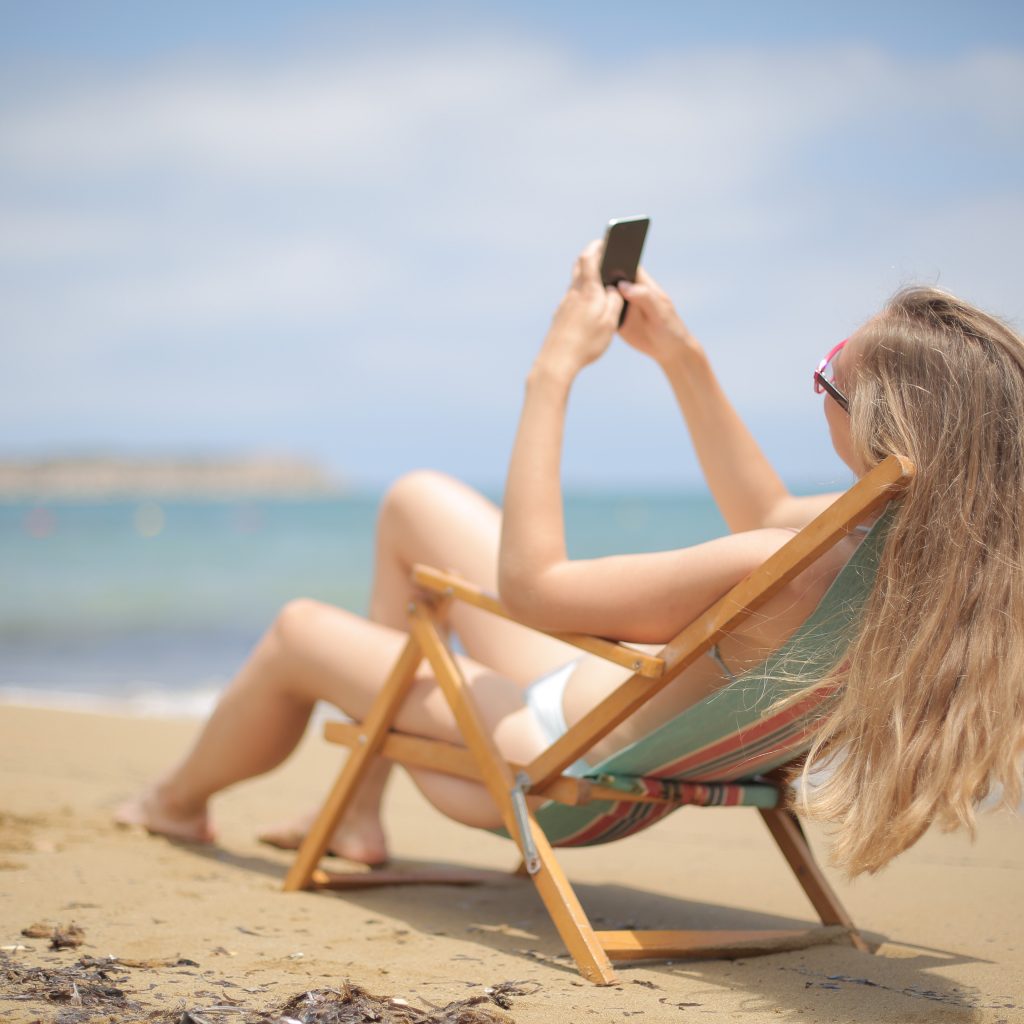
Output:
[618, 280, 654, 312]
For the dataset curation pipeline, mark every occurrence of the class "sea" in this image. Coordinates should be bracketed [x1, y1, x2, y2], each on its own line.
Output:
[1, 492, 728, 718]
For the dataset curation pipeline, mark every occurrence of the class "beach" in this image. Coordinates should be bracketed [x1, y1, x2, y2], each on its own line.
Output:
[1, 703, 1021, 1023]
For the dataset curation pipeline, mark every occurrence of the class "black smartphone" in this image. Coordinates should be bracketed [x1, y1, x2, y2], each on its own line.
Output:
[600, 216, 649, 325]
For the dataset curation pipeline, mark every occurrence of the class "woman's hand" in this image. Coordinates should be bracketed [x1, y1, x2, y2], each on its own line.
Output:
[535, 240, 624, 380]
[618, 268, 699, 367]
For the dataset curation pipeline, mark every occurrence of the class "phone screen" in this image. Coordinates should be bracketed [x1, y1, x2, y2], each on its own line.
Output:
[600, 217, 649, 325]
[600, 216, 649, 287]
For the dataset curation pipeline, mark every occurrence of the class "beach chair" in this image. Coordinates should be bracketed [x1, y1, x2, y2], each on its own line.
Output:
[283, 455, 914, 984]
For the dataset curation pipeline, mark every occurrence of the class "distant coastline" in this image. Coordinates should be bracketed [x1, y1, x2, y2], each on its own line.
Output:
[0, 454, 343, 499]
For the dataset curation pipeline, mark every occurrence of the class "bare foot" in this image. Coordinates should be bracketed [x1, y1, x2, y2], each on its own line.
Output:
[114, 787, 215, 845]
[258, 809, 388, 867]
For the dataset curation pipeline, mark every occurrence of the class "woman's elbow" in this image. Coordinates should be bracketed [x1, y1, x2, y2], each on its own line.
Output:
[498, 563, 559, 629]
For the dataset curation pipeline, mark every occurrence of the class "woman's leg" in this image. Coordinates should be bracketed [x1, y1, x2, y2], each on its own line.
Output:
[115, 614, 316, 844]
[259, 470, 579, 858]
[369, 469, 577, 679]
[119, 469, 571, 856]
[115, 598, 547, 843]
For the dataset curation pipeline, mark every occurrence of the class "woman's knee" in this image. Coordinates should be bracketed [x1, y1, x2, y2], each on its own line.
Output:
[271, 597, 333, 653]
[376, 469, 472, 544]
[374, 470, 499, 592]
[380, 469, 461, 521]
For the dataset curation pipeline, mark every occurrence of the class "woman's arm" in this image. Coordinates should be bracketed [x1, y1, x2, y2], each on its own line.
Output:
[619, 272, 840, 531]
[498, 243, 790, 643]
[497, 241, 616, 623]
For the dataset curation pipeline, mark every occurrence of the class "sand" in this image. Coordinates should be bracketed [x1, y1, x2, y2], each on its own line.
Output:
[0, 703, 1021, 1023]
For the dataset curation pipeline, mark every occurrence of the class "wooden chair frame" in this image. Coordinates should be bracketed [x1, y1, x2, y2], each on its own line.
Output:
[283, 455, 914, 984]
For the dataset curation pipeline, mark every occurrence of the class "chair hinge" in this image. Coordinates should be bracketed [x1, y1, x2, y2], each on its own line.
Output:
[510, 772, 541, 875]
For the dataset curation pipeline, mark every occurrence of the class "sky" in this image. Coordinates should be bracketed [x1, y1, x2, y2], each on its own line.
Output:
[2, 1, 1023, 490]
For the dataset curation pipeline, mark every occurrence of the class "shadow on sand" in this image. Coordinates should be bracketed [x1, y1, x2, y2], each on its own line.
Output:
[178, 841, 1001, 1022]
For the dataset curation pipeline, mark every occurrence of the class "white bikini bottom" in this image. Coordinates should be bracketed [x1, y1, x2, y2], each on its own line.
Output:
[521, 643, 738, 782]
[522, 659, 594, 778]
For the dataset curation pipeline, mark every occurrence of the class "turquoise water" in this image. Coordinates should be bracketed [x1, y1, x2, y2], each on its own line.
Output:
[2, 492, 726, 710]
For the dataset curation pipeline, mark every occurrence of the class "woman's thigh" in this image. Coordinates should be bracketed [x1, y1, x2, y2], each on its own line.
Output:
[373, 470, 578, 684]
[276, 597, 549, 764]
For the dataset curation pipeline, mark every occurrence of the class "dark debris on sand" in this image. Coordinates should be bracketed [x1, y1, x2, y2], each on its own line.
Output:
[251, 981, 529, 1023]
[0, 951, 138, 1020]
[0, 953, 532, 1023]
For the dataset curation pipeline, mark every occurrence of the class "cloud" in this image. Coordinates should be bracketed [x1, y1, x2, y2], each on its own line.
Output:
[1, 32, 1022, 484]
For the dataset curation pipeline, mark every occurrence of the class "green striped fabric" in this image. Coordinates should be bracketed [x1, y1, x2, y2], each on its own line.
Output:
[522, 508, 892, 847]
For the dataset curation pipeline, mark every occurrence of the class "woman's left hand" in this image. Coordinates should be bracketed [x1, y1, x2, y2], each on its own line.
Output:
[535, 240, 624, 379]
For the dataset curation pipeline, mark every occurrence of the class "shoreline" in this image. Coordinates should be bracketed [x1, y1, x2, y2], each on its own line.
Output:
[0, 455, 345, 501]
[0, 684, 221, 720]
[1, 702, 1022, 1022]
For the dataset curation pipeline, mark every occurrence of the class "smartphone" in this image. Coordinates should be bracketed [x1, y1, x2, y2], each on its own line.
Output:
[600, 216, 649, 325]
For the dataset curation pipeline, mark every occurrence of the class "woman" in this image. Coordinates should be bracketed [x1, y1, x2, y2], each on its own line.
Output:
[117, 241, 1024, 876]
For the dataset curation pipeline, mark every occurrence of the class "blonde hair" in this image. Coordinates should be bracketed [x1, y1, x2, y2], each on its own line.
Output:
[799, 287, 1024, 875]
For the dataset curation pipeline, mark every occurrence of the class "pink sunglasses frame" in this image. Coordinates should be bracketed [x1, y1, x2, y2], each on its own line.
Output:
[813, 339, 850, 413]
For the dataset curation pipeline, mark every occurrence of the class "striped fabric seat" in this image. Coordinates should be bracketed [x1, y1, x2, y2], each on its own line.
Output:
[528, 510, 890, 848]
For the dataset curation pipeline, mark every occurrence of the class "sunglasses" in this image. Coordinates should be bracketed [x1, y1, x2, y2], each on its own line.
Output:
[814, 339, 850, 413]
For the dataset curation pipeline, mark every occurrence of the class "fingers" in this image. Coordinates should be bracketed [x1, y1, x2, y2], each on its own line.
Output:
[617, 279, 654, 313]
[572, 239, 603, 286]
[605, 285, 625, 323]
[635, 266, 657, 286]
[619, 269, 676, 321]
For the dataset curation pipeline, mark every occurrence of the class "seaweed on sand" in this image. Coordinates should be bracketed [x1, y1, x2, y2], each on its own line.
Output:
[0, 951, 138, 1019]
[0, 954, 532, 1024]
[258, 981, 527, 1023]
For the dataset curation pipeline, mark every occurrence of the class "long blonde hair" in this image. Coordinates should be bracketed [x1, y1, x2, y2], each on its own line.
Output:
[800, 286, 1024, 875]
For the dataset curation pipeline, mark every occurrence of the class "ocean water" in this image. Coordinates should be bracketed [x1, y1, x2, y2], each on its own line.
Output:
[2, 492, 727, 715]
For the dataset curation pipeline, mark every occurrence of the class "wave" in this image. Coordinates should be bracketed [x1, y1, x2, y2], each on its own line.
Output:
[0, 684, 351, 735]
[0, 683, 221, 719]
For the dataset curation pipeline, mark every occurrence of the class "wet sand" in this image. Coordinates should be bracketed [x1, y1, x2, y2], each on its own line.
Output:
[1, 704, 1021, 1023]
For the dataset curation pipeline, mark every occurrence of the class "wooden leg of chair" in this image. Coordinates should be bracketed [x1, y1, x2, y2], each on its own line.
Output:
[411, 606, 617, 985]
[522, 817, 619, 984]
[759, 808, 869, 953]
[282, 636, 423, 892]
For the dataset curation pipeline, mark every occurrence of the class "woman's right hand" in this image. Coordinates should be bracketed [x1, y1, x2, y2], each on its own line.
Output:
[618, 268, 700, 367]
[534, 240, 624, 381]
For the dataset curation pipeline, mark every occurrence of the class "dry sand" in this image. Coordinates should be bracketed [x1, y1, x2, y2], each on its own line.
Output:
[0, 703, 1021, 1023]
